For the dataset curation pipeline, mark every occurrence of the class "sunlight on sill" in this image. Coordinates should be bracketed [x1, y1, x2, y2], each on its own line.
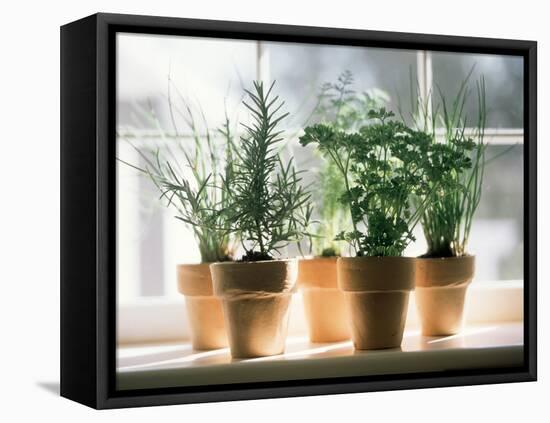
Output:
[427, 326, 498, 344]
[117, 322, 523, 373]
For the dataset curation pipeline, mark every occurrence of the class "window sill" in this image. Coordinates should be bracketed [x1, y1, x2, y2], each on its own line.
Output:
[116, 322, 523, 390]
[117, 280, 524, 344]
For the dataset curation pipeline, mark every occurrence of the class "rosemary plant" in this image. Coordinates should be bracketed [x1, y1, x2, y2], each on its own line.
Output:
[419, 77, 487, 257]
[118, 81, 238, 263]
[223, 81, 312, 262]
[300, 107, 448, 257]
[309, 71, 389, 256]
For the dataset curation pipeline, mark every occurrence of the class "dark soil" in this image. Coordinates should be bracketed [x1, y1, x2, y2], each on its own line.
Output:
[419, 250, 457, 258]
[239, 251, 274, 262]
[320, 247, 339, 257]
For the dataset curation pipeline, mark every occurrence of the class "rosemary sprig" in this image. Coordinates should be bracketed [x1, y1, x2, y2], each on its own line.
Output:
[221, 81, 313, 261]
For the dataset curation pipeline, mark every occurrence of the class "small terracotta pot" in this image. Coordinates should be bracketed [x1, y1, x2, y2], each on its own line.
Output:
[210, 259, 297, 358]
[415, 255, 475, 336]
[177, 263, 227, 350]
[298, 257, 350, 343]
[338, 257, 415, 350]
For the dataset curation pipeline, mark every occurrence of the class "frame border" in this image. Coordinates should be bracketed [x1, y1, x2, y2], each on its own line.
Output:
[61, 12, 537, 409]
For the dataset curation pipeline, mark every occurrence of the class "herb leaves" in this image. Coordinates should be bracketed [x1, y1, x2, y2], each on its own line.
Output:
[301, 108, 450, 257]
[223, 81, 312, 261]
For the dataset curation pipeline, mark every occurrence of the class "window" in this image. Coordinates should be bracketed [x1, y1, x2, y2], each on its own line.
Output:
[116, 34, 524, 307]
[265, 42, 418, 127]
[431, 52, 523, 128]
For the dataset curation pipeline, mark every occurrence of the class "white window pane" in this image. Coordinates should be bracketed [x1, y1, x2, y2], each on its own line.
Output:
[469, 145, 524, 280]
[265, 42, 419, 127]
[431, 52, 523, 129]
[117, 33, 257, 130]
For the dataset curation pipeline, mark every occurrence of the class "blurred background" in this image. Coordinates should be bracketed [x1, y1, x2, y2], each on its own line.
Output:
[116, 33, 524, 303]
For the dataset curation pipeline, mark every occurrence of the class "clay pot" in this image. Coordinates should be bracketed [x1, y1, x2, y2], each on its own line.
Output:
[177, 263, 227, 350]
[297, 257, 350, 343]
[415, 255, 475, 336]
[210, 259, 297, 358]
[337, 257, 415, 350]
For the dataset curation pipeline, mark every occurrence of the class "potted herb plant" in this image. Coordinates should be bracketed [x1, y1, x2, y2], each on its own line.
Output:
[297, 158, 348, 343]
[300, 108, 440, 350]
[210, 81, 312, 358]
[118, 86, 238, 350]
[298, 72, 387, 343]
[415, 77, 487, 336]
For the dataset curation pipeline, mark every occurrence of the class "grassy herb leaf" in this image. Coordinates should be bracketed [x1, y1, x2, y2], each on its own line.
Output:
[117, 80, 238, 263]
[418, 76, 488, 257]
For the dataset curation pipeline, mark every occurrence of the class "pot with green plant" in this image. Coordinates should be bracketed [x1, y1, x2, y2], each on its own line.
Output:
[118, 85, 239, 350]
[210, 81, 312, 358]
[296, 157, 349, 342]
[300, 108, 442, 350]
[297, 72, 388, 343]
[414, 77, 487, 336]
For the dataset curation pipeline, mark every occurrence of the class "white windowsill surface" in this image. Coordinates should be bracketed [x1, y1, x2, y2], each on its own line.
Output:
[117, 322, 523, 390]
[117, 280, 524, 344]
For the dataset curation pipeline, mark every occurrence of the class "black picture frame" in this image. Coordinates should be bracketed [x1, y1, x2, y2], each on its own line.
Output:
[60, 12, 537, 409]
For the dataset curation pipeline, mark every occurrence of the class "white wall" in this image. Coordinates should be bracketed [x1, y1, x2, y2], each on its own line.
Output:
[1, 0, 547, 421]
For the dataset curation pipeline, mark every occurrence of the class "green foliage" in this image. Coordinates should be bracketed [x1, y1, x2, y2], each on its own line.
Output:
[316, 70, 390, 131]
[222, 81, 312, 261]
[117, 81, 238, 263]
[308, 71, 389, 256]
[300, 107, 451, 257]
[418, 76, 487, 257]
[314, 155, 347, 256]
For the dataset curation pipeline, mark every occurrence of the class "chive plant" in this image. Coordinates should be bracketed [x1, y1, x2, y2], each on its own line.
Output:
[419, 77, 488, 257]
[222, 81, 312, 262]
[117, 80, 238, 263]
[300, 107, 455, 257]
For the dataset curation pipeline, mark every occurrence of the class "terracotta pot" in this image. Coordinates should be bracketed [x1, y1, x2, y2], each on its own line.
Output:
[415, 255, 475, 336]
[337, 257, 415, 350]
[177, 263, 227, 350]
[210, 259, 297, 358]
[297, 257, 350, 342]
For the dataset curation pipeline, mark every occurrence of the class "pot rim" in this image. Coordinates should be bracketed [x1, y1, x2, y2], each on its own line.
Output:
[338, 256, 416, 262]
[416, 254, 475, 261]
[298, 255, 339, 261]
[210, 258, 298, 297]
[176, 262, 212, 269]
[177, 262, 214, 297]
[337, 255, 415, 292]
[210, 258, 297, 267]
[297, 256, 338, 289]
[415, 254, 475, 288]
